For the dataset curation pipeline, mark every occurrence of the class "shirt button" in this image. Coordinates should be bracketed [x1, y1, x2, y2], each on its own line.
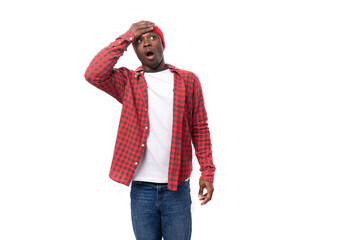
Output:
[141, 144, 145, 147]
[135, 162, 138, 165]
[145, 126, 148, 130]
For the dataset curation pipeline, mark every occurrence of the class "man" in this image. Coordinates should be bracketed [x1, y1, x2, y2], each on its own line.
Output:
[84, 21, 215, 240]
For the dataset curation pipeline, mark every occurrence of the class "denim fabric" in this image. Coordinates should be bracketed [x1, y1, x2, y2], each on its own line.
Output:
[130, 180, 192, 240]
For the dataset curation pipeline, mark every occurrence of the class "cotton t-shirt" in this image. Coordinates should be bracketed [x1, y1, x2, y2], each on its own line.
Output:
[132, 67, 174, 183]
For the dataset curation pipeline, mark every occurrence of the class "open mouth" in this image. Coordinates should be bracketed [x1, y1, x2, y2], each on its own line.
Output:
[145, 50, 155, 60]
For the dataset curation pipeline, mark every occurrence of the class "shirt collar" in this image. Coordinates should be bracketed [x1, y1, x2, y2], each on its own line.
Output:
[135, 64, 180, 75]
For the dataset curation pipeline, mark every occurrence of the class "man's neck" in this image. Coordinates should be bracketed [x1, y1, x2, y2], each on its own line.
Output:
[143, 60, 166, 71]
[144, 65, 169, 73]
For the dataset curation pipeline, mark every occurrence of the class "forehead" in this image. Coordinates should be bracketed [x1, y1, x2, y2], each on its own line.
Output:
[138, 31, 159, 39]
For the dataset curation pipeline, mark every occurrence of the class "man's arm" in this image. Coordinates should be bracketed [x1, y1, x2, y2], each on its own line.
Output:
[84, 21, 155, 102]
[191, 76, 216, 205]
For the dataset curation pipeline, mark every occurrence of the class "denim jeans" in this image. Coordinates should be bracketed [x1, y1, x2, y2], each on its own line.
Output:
[130, 180, 192, 240]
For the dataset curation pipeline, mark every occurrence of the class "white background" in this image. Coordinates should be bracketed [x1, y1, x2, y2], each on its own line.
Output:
[1, 0, 360, 239]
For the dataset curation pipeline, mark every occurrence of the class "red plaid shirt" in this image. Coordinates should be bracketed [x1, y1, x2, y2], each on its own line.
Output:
[84, 31, 215, 191]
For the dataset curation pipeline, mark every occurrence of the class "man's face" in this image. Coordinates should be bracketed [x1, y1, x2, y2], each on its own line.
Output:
[134, 31, 165, 71]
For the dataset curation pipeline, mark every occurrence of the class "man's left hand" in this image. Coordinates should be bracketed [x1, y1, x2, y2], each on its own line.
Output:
[198, 179, 214, 206]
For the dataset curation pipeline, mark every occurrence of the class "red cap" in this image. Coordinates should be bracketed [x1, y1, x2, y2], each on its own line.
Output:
[152, 26, 165, 49]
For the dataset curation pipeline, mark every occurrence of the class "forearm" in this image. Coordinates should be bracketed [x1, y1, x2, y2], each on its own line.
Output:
[84, 31, 134, 102]
[193, 120, 215, 182]
[84, 31, 134, 83]
[191, 77, 215, 182]
[85, 21, 155, 87]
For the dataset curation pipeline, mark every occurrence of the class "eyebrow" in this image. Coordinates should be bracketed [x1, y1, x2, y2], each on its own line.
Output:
[136, 32, 157, 42]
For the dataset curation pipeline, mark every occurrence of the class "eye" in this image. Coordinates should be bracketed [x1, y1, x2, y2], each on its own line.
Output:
[150, 35, 156, 40]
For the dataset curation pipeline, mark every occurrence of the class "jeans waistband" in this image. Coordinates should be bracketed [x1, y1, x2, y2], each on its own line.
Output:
[132, 178, 190, 186]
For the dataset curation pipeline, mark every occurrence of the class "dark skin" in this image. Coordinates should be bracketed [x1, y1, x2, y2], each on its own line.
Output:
[128, 21, 214, 205]
[129, 21, 166, 71]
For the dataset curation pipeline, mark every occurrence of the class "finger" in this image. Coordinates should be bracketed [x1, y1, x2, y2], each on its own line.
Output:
[139, 20, 154, 24]
[136, 20, 153, 26]
[137, 24, 155, 36]
[201, 192, 213, 206]
[130, 21, 154, 36]
[132, 28, 154, 40]
[198, 192, 207, 201]
[201, 184, 214, 205]
[198, 185, 204, 196]
[138, 21, 155, 29]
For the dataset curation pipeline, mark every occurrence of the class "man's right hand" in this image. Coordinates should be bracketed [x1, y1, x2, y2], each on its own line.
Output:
[128, 21, 156, 40]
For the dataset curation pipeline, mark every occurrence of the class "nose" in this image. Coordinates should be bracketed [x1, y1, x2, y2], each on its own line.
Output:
[143, 38, 151, 48]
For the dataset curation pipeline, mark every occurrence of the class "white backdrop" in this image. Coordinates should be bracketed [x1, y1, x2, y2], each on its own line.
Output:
[1, 0, 360, 239]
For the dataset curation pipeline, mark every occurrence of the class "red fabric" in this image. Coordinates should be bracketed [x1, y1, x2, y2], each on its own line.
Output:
[84, 31, 215, 191]
[152, 26, 165, 49]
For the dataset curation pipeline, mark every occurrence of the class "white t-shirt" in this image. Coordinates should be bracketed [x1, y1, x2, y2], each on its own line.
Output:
[133, 68, 174, 183]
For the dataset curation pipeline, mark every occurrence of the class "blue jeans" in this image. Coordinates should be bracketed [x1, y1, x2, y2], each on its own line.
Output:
[130, 180, 192, 240]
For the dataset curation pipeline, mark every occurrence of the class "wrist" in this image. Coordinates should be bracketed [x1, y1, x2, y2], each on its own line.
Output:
[116, 31, 135, 43]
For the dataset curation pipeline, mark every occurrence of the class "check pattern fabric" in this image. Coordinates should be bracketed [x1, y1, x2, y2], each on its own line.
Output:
[84, 31, 215, 191]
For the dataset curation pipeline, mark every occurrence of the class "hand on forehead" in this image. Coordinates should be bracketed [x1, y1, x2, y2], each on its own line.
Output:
[129, 21, 165, 49]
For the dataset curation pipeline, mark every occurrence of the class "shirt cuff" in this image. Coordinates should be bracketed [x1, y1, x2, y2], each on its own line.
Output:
[116, 31, 135, 44]
[107, 31, 135, 50]
[200, 170, 215, 183]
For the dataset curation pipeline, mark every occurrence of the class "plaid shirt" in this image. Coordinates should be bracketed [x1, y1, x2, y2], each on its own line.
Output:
[84, 31, 215, 191]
